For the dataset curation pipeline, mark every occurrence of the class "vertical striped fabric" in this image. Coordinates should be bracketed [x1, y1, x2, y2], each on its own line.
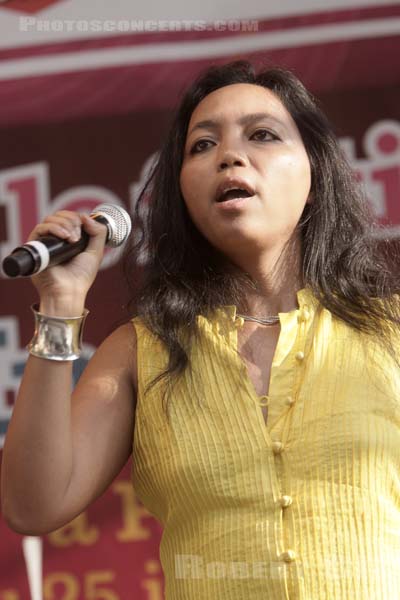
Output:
[130, 287, 400, 599]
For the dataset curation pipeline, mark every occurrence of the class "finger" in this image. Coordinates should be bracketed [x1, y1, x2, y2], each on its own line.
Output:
[27, 212, 83, 242]
[80, 214, 108, 254]
[46, 211, 83, 229]
[42, 216, 82, 240]
[26, 222, 74, 242]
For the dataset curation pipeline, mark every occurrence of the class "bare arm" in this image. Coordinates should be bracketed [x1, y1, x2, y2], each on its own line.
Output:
[1, 319, 138, 535]
[1, 207, 139, 534]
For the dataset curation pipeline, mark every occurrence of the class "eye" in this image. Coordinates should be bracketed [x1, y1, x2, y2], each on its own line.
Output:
[189, 139, 215, 154]
[250, 128, 279, 142]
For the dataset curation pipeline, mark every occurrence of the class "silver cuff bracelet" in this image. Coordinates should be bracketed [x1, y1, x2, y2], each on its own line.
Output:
[27, 304, 89, 361]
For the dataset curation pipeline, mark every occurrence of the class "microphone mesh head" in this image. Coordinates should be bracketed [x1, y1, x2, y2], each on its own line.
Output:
[90, 204, 132, 247]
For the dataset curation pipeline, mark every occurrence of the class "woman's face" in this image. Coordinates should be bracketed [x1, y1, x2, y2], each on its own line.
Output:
[179, 83, 312, 262]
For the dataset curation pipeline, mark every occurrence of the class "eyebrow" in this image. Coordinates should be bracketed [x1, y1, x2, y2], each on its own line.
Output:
[187, 112, 284, 138]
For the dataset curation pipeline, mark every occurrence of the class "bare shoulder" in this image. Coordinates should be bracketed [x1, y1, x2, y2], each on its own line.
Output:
[69, 319, 139, 457]
[95, 320, 138, 395]
[78, 321, 137, 400]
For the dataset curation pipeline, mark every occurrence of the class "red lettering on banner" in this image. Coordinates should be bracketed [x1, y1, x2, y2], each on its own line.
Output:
[365, 121, 400, 228]
[0, 163, 49, 258]
[371, 166, 400, 226]
[341, 119, 400, 235]
[7, 177, 40, 243]
[0, 163, 126, 276]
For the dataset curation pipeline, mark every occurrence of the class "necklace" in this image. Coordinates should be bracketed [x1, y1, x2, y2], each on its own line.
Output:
[236, 313, 280, 325]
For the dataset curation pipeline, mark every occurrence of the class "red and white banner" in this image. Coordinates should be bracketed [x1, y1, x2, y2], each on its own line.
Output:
[0, 1, 399, 598]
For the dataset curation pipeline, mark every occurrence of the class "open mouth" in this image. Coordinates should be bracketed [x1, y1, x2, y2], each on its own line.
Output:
[216, 188, 254, 202]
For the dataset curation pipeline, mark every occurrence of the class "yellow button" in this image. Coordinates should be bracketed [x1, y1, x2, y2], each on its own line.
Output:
[272, 441, 284, 454]
[234, 317, 245, 328]
[280, 495, 293, 508]
[258, 395, 269, 407]
[295, 351, 305, 361]
[286, 396, 295, 406]
[297, 309, 310, 323]
[281, 550, 296, 562]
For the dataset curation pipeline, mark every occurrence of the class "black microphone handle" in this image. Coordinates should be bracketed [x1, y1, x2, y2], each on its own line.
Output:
[38, 231, 90, 266]
[2, 215, 110, 278]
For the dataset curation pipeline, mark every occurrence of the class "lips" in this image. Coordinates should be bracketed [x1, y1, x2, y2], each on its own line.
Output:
[215, 178, 255, 203]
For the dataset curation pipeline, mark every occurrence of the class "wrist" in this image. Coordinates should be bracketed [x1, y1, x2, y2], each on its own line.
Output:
[38, 297, 87, 317]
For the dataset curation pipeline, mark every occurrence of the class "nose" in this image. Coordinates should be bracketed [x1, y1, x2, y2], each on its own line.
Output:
[218, 149, 248, 171]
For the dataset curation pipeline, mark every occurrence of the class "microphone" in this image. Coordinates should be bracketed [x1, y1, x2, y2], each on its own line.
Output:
[2, 203, 132, 278]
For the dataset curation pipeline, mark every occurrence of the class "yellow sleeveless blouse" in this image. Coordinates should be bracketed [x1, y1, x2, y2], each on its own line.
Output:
[130, 287, 400, 599]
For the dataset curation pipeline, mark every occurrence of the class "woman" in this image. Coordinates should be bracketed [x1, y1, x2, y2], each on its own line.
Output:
[2, 60, 400, 599]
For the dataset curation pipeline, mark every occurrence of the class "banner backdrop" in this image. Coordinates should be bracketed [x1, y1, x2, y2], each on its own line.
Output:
[0, 2, 399, 599]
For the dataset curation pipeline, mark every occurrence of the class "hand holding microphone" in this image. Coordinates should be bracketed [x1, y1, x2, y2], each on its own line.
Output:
[2, 203, 131, 315]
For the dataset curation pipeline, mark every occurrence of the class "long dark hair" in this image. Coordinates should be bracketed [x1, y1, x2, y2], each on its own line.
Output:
[122, 59, 400, 409]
